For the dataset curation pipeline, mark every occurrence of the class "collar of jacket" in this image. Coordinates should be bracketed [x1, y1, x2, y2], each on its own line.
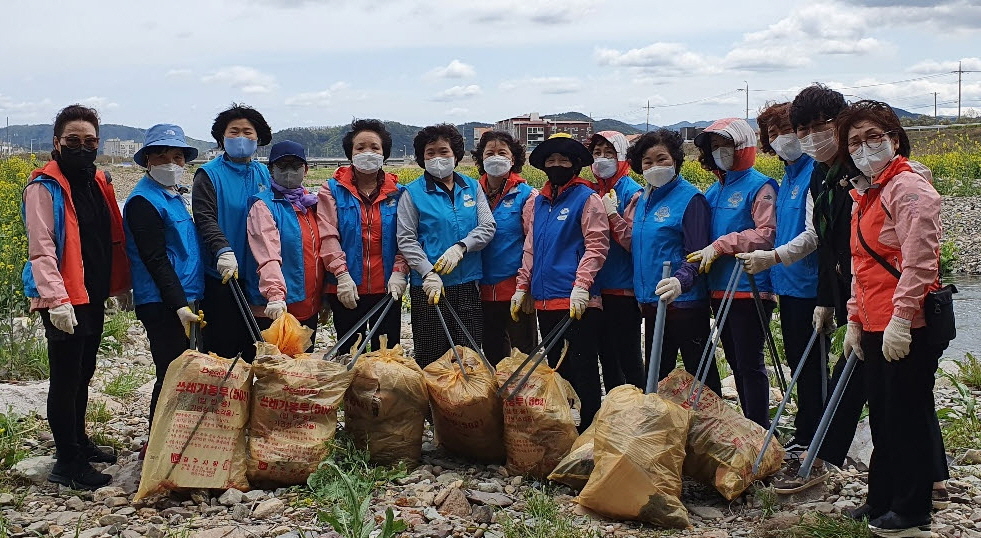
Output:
[424, 171, 466, 193]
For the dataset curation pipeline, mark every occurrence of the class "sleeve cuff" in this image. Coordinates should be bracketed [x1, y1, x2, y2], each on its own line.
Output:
[892, 307, 916, 321]
[216, 246, 233, 256]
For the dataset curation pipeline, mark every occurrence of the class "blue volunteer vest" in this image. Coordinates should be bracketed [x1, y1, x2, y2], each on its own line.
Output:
[704, 168, 778, 293]
[199, 156, 271, 299]
[632, 177, 708, 305]
[404, 173, 483, 286]
[595, 175, 643, 292]
[246, 190, 308, 306]
[22, 177, 67, 299]
[530, 182, 599, 301]
[481, 182, 534, 286]
[325, 179, 403, 286]
[772, 155, 819, 298]
[124, 176, 204, 306]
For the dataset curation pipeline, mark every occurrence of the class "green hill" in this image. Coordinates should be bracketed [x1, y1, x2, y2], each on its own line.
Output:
[0, 124, 214, 153]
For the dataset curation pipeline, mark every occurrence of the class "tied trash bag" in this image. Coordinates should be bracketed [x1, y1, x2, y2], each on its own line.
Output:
[261, 313, 314, 357]
[495, 348, 581, 478]
[548, 423, 596, 490]
[423, 346, 505, 463]
[344, 337, 429, 465]
[576, 385, 693, 529]
[247, 343, 355, 488]
[659, 369, 785, 500]
[135, 351, 252, 501]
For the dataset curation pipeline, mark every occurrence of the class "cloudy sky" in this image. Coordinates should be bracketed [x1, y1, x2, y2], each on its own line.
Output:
[2, 0, 979, 140]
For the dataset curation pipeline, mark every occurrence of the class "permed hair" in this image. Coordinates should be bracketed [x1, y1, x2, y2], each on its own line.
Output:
[52, 104, 100, 159]
[210, 103, 273, 148]
[757, 102, 792, 155]
[835, 100, 911, 159]
[342, 119, 393, 160]
[790, 83, 847, 130]
[624, 129, 685, 175]
[472, 130, 525, 176]
[412, 124, 465, 168]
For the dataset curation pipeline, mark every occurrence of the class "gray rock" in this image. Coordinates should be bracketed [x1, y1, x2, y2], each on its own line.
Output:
[10, 455, 55, 485]
[963, 449, 981, 465]
[160, 507, 193, 518]
[435, 472, 463, 485]
[79, 527, 110, 538]
[231, 503, 251, 522]
[99, 514, 129, 526]
[423, 506, 442, 521]
[0, 380, 49, 418]
[65, 495, 85, 511]
[219, 488, 245, 506]
[472, 504, 494, 524]
[0, 492, 14, 505]
[252, 498, 285, 519]
[45, 511, 85, 526]
[93, 486, 127, 502]
[115, 507, 137, 516]
[107, 460, 143, 495]
[846, 418, 873, 471]
[190, 527, 252, 538]
[476, 481, 502, 493]
[688, 505, 725, 519]
[242, 490, 266, 503]
[465, 490, 513, 507]
[105, 496, 129, 507]
[26, 520, 50, 534]
[438, 488, 471, 518]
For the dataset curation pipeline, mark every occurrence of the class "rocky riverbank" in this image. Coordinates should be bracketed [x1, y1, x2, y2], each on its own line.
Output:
[941, 196, 981, 275]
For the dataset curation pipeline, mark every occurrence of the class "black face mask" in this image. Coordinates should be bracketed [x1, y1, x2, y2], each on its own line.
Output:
[56, 145, 97, 174]
[545, 166, 576, 187]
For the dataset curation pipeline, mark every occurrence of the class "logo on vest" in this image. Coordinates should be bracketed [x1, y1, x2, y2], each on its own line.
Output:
[654, 206, 671, 222]
[727, 191, 744, 207]
[463, 193, 476, 207]
[502, 198, 515, 208]
[557, 207, 570, 221]
[791, 185, 800, 200]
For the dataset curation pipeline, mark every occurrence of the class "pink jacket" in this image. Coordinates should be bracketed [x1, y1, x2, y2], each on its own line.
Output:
[23, 182, 69, 310]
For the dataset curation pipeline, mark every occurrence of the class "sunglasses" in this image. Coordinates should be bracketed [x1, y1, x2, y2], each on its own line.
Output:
[60, 136, 100, 150]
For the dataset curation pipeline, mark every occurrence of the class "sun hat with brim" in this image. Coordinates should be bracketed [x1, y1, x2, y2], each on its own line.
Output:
[268, 140, 307, 164]
[134, 123, 199, 168]
[529, 133, 594, 170]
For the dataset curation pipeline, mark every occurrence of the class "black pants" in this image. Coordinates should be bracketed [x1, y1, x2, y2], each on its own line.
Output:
[325, 293, 395, 354]
[537, 308, 602, 433]
[409, 282, 482, 367]
[863, 328, 949, 518]
[597, 295, 645, 390]
[815, 352, 867, 466]
[644, 304, 722, 397]
[481, 300, 538, 365]
[780, 295, 831, 445]
[714, 298, 774, 429]
[200, 276, 258, 362]
[136, 303, 190, 433]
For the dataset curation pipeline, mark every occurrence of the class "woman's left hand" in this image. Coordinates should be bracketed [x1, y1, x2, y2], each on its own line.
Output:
[882, 316, 912, 361]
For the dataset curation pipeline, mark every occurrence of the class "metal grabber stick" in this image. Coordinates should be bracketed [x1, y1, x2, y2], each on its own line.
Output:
[798, 350, 860, 479]
[346, 296, 397, 371]
[497, 315, 572, 397]
[747, 273, 788, 393]
[690, 263, 743, 405]
[505, 317, 574, 401]
[321, 295, 393, 361]
[645, 261, 672, 394]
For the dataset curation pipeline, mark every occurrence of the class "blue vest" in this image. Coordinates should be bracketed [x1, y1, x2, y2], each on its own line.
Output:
[22, 177, 67, 299]
[325, 179, 403, 286]
[481, 182, 533, 286]
[704, 168, 778, 293]
[595, 175, 643, 292]
[530, 183, 598, 301]
[124, 176, 204, 306]
[632, 177, 708, 305]
[199, 156, 271, 299]
[246, 190, 308, 306]
[772, 155, 819, 298]
[404, 173, 483, 286]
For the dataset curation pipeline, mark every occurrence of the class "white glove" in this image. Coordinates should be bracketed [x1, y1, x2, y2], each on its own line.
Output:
[434, 244, 466, 275]
[422, 271, 444, 304]
[686, 245, 720, 274]
[264, 300, 287, 320]
[569, 286, 590, 320]
[217, 252, 238, 284]
[601, 190, 619, 216]
[49, 303, 77, 334]
[114, 291, 134, 312]
[882, 316, 912, 362]
[388, 271, 407, 301]
[177, 306, 205, 337]
[655, 277, 682, 304]
[335, 272, 360, 310]
[812, 306, 835, 334]
[510, 290, 526, 322]
[735, 250, 778, 275]
[843, 322, 864, 361]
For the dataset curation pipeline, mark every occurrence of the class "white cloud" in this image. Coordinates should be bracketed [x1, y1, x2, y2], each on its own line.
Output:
[472, 0, 596, 25]
[329, 81, 351, 92]
[0, 94, 54, 117]
[445, 107, 470, 116]
[285, 89, 333, 107]
[165, 68, 193, 78]
[426, 60, 476, 79]
[594, 43, 720, 76]
[202, 66, 278, 94]
[838, 0, 981, 30]
[908, 57, 981, 74]
[432, 84, 482, 101]
[80, 96, 119, 110]
[499, 76, 582, 94]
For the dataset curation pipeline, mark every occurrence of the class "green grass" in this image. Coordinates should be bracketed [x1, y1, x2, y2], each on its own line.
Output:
[754, 483, 779, 519]
[499, 487, 600, 538]
[0, 323, 48, 381]
[954, 352, 981, 389]
[791, 513, 873, 537]
[102, 367, 153, 399]
[0, 409, 40, 470]
[99, 310, 135, 356]
[85, 400, 124, 450]
[937, 370, 981, 453]
[940, 240, 959, 277]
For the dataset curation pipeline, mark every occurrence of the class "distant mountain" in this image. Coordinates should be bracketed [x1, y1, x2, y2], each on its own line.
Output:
[892, 107, 920, 119]
[456, 122, 493, 151]
[0, 124, 214, 153]
[543, 111, 593, 122]
[272, 120, 423, 159]
[593, 119, 642, 135]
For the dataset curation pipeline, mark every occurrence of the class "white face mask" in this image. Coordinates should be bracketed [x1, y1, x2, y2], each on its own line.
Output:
[850, 138, 896, 179]
[272, 166, 305, 189]
[425, 157, 455, 179]
[352, 152, 384, 174]
[483, 155, 512, 178]
[799, 129, 837, 163]
[712, 147, 734, 171]
[591, 157, 618, 180]
[148, 163, 184, 187]
[771, 133, 803, 162]
[643, 165, 676, 188]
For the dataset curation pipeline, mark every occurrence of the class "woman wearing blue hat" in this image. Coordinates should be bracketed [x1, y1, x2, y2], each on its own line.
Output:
[124, 124, 205, 453]
[192, 104, 272, 361]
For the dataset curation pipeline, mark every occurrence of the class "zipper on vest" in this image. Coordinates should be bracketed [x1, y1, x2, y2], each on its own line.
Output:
[364, 202, 372, 289]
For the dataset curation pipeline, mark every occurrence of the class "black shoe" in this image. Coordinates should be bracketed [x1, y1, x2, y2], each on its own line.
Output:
[868, 511, 931, 537]
[846, 503, 886, 521]
[55, 442, 118, 464]
[48, 458, 112, 490]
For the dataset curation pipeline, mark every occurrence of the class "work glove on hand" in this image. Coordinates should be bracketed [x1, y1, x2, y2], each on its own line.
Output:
[521, 291, 535, 314]
[177, 306, 206, 337]
[686, 245, 720, 274]
[264, 300, 287, 320]
[569, 286, 590, 320]
[843, 322, 864, 361]
[49, 303, 77, 335]
[388, 271, 407, 301]
[510, 290, 526, 322]
[735, 250, 778, 275]
[882, 316, 913, 361]
[217, 252, 239, 284]
[655, 277, 682, 303]
[812, 306, 836, 334]
[422, 271, 443, 305]
[601, 190, 619, 217]
[434, 244, 466, 275]
[114, 291, 134, 312]
[335, 272, 360, 309]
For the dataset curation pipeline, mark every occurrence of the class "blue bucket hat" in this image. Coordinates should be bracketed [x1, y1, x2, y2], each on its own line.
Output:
[268, 140, 307, 164]
[134, 124, 199, 168]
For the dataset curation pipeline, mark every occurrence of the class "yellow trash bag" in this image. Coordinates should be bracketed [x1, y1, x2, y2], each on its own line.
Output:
[659, 369, 785, 500]
[495, 348, 580, 478]
[423, 346, 505, 463]
[260, 313, 314, 357]
[247, 343, 355, 488]
[548, 422, 596, 490]
[576, 385, 693, 529]
[135, 350, 252, 501]
[344, 337, 429, 465]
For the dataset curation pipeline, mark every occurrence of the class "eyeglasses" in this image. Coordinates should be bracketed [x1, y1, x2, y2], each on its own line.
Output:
[60, 136, 100, 150]
[847, 131, 895, 152]
[794, 118, 834, 136]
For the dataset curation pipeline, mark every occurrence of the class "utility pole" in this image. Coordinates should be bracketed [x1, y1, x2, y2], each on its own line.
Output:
[744, 81, 749, 120]
[644, 100, 653, 132]
[958, 61, 962, 121]
[933, 92, 939, 121]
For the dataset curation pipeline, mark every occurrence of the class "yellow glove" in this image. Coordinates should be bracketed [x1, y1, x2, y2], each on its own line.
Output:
[510, 290, 526, 322]
[686, 245, 720, 274]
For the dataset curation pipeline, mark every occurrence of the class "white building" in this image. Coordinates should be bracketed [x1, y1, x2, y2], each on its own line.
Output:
[103, 138, 143, 158]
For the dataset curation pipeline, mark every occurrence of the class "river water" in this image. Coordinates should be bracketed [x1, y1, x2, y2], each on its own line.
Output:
[946, 275, 981, 361]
